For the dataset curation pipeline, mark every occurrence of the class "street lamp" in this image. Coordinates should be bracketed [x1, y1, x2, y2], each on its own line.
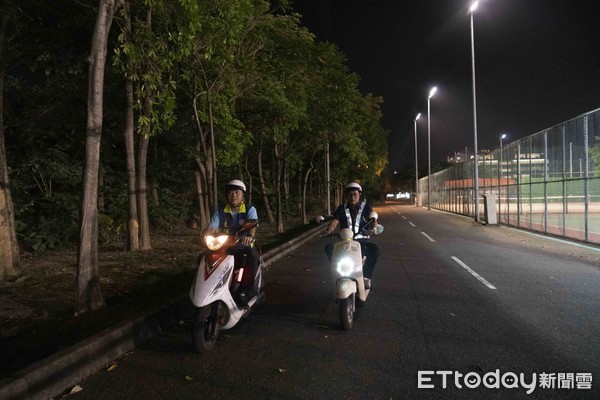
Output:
[500, 133, 507, 147]
[427, 86, 437, 211]
[469, 0, 480, 222]
[414, 113, 421, 207]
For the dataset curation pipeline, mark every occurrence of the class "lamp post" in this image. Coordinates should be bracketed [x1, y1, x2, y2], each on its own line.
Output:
[427, 86, 437, 211]
[469, 0, 480, 222]
[414, 113, 421, 207]
[500, 133, 507, 147]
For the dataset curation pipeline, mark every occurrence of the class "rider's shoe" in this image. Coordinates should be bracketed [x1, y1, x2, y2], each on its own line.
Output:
[238, 289, 256, 309]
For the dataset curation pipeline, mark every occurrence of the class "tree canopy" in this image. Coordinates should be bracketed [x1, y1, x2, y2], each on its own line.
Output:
[1, 0, 388, 284]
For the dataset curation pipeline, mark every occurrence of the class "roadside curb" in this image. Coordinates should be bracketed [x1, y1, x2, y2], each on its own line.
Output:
[0, 223, 323, 400]
[262, 223, 324, 267]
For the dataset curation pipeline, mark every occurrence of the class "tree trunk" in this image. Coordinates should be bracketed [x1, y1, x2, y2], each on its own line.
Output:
[194, 168, 209, 228]
[192, 94, 211, 228]
[302, 164, 313, 225]
[0, 18, 20, 278]
[137, 134, 151, 249]
[134, 6, 153, 250]
[151, 136, 159, 206]
[257, 139, 275, 223]
[283, 161, 289, 202]
[98, 161, 105, 212]
[77, 0, 118, 313]
[274, 144, 284, 233]
[241, 157, 253, 205]
[193, 151, 210, 228]
[124, 35, 139, 251]
[0, 0, 20, 281]
[207, 99, 217, 211]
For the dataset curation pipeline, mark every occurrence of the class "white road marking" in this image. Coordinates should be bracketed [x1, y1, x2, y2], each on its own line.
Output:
[421, 231, 436, 242]
[409, 222, 416, 227]
[451, 256, 497, 290]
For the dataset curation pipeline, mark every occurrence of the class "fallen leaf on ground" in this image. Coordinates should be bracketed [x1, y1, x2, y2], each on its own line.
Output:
[63, 385, 83, 397]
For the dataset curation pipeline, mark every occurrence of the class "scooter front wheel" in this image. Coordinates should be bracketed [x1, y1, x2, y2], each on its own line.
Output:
[339, 295, 354, 331]
[191, 305, 219, 353]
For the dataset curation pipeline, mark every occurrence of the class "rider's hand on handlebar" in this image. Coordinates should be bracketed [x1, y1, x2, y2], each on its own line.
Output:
[239, 235, 254, 246]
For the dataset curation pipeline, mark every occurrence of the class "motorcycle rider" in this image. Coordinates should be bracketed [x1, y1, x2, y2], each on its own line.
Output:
[323, 181, 381, 289]
[201, 179, 259, 305]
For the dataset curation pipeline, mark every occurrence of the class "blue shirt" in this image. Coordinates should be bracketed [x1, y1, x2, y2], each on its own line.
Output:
[210, 202, 258, 232]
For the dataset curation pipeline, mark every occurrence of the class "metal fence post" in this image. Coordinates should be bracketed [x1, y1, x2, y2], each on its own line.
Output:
[517, 142, 521, 227]
[544, 131, 548, 233]
[584, 115, 589, 242]
[562, 125, 567, 235]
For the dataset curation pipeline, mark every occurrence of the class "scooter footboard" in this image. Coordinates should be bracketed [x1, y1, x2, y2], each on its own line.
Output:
[336, 278, 357, 299]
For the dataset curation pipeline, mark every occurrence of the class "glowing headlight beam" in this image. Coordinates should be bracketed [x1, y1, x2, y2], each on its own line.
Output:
[336, 257, 355, 276]
[206, 235, 228, 251]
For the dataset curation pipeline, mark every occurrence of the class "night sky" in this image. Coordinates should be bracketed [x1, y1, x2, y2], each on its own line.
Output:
[292, 0, 600, 171]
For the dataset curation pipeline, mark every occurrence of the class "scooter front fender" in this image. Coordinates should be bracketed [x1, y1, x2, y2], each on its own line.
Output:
[190, 255, 234, 307]
[336, 278, 357, 299]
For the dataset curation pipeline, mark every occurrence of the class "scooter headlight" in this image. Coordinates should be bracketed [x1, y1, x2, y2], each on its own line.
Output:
[336, 257, 355, 276]
[205, 235, 228, 251]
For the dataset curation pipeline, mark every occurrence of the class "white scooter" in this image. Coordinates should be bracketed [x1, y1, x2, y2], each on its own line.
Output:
[318, 213, 383, 331]
[189, 220, 265, 352]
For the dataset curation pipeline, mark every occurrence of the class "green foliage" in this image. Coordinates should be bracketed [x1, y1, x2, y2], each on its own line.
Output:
[2, 0, 390, 254]
[15, 194, 79, 253]
[148, 188, 191, 230]
[98, 213, 126, 245]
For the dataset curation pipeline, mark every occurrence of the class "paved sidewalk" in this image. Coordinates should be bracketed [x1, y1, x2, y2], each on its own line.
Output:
[0, 224, 323, 400]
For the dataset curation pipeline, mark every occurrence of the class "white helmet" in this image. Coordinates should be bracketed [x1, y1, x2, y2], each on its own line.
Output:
[344, 182, 362, 193]
[226, 179, 246, 193]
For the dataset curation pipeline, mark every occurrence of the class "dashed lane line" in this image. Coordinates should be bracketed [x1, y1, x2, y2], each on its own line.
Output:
[451, 256, 497, 290]
[421, 231, 436, 242]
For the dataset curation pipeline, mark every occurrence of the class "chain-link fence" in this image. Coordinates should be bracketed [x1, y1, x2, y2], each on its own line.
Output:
[418, 107, 600, 244]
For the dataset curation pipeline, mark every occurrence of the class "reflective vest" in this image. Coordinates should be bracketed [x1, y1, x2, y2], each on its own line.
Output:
[217, 202, 255, 237]
[344, 201, 370, 239]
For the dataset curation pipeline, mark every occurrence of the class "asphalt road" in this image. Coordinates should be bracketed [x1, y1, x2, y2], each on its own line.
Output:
[69, 204, 600, 400]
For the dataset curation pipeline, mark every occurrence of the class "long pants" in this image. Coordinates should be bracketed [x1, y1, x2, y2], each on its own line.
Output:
[324, 239, 381, 279]
[227, 245, 260, 292]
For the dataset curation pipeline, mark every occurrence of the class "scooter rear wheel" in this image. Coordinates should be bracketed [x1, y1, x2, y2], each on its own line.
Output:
[191, 305, 219, 352]
[339, 295, 354, 331]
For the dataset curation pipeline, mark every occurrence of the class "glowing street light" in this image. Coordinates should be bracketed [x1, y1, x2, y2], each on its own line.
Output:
[500, 133, 507, 147]
[469, 0, 481, 222]
[427, 86, 437, 211]
[414, 112, 421, 207]
[469, 0, 479, 13]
